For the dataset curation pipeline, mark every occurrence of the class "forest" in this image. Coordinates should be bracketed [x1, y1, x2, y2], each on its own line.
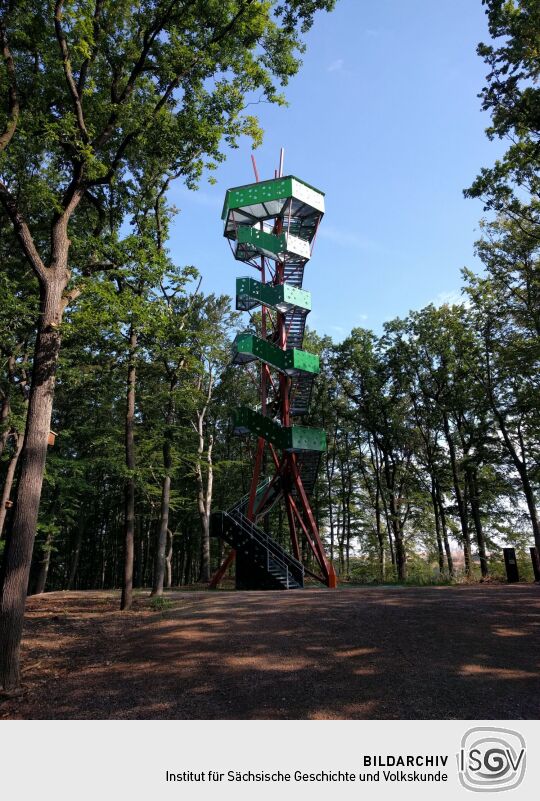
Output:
[1, 0, 540, 697]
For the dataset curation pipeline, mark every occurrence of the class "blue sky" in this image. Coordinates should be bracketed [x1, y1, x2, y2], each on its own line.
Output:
[168, 0, 504, 339]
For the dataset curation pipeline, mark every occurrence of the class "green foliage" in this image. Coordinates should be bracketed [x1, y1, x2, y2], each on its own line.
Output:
[2, 0, 540, 597]
[1, 0, 337, 221]
[466, 0, 540, 223]
[148, 596, 173, 612]
[346, 556, 454, 586]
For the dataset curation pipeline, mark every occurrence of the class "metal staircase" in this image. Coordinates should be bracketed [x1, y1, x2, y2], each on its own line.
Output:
[290, 371, 314, 416]
[283, 260, 306, 288]
[296, 451, 321, 496]
[279, 307, 308, 350]
[210, 509, 304, 590]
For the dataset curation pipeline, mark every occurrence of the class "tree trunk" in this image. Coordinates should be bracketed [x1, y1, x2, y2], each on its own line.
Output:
[442, 413, 471, 575]
[468, 469, 488, 578]
[144, 516, 152, 586]
[493, 409, 540, 552]
[195, 404, 213, 584]
[165, 528, 173, 589]
[382, 450, 406, 581]
[462, 479, 472, 575]
[0, 431, 23, 538]
[431, 478, 445, 575]
[375, 485, 385, 581]
[120, 325, 137, 611]
[344, 443, 352, 577]
[387, 519, 396, 570]
[0, 277, 65, 692]
[521, 473, 540, 553]
[199, 512, 211, 583]
[152, 394, 173, 596]
[325, 424, 338, 562]
[32, 529, 53, 595]
[435, 480, 454, 576]
[152, 476, 170, 596]
[393, 524, 406, 581]
[66, 518, 85, 590]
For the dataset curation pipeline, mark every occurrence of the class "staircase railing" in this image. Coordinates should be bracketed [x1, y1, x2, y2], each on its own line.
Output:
[230, 478, 271, 515]
[227, 508, 304, 585]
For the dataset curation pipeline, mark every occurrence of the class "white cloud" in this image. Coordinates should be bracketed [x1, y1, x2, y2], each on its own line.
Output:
[327, 59, 344, 73]
[432, 290, 466, 307]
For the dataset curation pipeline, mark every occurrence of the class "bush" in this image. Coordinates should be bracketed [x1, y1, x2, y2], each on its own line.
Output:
[148, 596, 173, 612]
[343, 556, 454, 586]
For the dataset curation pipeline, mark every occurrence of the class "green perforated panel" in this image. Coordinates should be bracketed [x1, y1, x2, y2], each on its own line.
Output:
[234, 227, 312, 263]
[237, 226, 283, 256]
[222, 175, 325, 241]
[232, 333, 318, 375]
[236, 277, 311, 314]
[222, 176, 324, 220]
[233, 406, 326, 453]
[283, 348, 319, 374]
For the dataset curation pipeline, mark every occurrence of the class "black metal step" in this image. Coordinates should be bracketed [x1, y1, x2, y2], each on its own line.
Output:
[283, 307, 308, 350]
[210, 509, 304, 590]
[296, 450, 321, 496]
[283, 260, 305, 288]
[268, 306, 308, 353]
[290, 371, 314, 416]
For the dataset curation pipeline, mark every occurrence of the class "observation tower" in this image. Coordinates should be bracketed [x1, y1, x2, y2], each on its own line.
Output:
[210, 153, 336, 590]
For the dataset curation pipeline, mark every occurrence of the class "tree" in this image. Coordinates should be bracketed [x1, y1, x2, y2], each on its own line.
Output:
[188, 296, 234, 584]
[466, 0, 540, 228]
[147, 283, 202, 597]
[399, 305, 498, 577]
[0, 0, 336, 692]
[0, 223, 36, 537]
[465, 216, 540, 552]
[339, 328, 418, 580]
[464, 0, 540, 561]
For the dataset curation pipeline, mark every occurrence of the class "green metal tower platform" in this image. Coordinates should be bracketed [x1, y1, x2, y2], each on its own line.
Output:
[210, 155, 336, 591]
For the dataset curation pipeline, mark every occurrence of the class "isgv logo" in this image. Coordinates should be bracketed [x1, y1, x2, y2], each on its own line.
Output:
[458, 727, 526, 792]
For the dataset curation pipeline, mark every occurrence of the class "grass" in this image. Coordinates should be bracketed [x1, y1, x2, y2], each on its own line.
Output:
[147, 596, 174, 612]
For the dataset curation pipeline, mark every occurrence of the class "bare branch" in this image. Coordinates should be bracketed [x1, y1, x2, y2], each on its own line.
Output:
[57, 163, 85, 218]
[0, 179, 47, 282]
[84, 259, 116, 275]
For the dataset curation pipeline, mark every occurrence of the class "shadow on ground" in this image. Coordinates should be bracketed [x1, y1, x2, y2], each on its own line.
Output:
[2, 586, 539, 720]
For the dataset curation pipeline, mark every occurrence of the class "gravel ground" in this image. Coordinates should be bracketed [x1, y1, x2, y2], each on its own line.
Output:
[1, 585, 539, 720]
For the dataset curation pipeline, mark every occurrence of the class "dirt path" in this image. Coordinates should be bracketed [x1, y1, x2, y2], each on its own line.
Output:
[1, 585, 539, 719]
